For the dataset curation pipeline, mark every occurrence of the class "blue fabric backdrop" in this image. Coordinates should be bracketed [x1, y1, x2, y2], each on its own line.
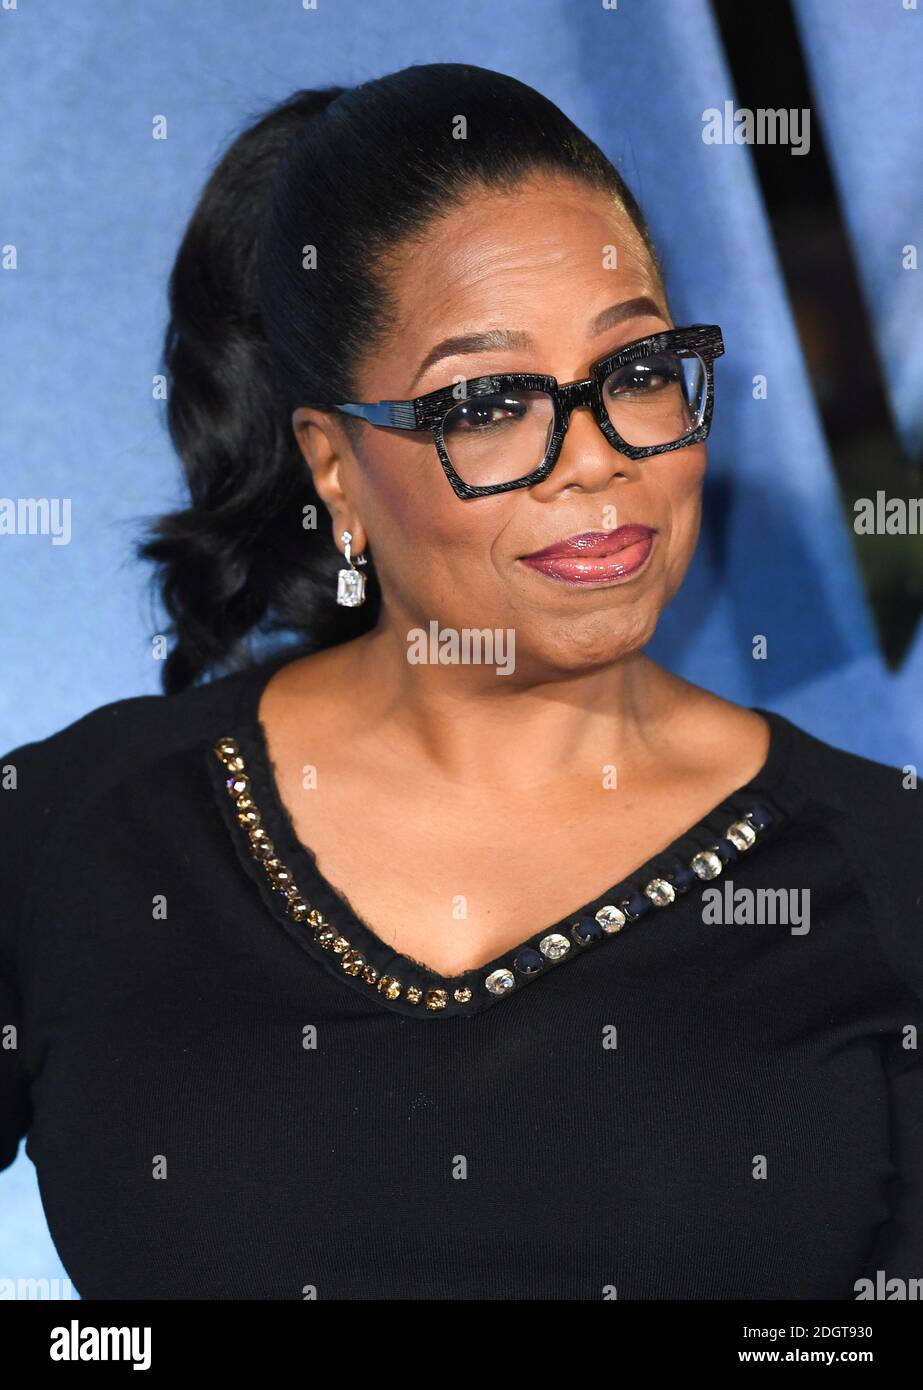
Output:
[1, 0, 921, 1292]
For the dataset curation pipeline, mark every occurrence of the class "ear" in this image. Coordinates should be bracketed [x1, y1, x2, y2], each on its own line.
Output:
[291, 407, 368, 554]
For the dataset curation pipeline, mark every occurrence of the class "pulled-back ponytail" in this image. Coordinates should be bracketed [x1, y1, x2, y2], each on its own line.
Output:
[141, 64, 663, 693]
[140, 87, 378, 695]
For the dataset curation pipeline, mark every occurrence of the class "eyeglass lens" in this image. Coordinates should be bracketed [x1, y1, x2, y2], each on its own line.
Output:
[439, 348, 708, 487]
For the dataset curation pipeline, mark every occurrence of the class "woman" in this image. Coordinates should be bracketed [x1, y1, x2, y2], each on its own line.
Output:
[1, 63, 920, 1301]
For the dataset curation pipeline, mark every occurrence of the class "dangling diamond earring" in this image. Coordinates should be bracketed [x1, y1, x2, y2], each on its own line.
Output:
[336, 529, 367, 607]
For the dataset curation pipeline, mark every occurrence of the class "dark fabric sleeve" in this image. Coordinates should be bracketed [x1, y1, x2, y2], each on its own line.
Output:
[0, 968, 30, 1172]
[0, 687, 229, 1175]
[857, 1043, 923, 1285]
[848, 774, 923, 1288]
[0, 736, 44, 1172]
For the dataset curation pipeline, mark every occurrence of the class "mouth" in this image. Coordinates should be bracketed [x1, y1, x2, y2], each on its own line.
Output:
[517, 524, 657, 587]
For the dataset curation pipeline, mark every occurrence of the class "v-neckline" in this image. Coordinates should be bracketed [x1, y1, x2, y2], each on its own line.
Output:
[206, 652, 796, 1020]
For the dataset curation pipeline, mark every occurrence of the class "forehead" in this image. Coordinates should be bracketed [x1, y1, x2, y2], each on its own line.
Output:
[377, 173, 662, 381]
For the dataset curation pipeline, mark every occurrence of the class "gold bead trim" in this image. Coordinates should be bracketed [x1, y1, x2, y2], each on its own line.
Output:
[214, 735, 458, 1011]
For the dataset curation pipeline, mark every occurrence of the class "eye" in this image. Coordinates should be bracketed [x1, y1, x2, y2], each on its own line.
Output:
[606, 352, 682, 399]
[442, 392, 531, 435]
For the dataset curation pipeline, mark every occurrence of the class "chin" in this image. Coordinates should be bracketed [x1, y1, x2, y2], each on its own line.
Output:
[525, 613, 660, 676]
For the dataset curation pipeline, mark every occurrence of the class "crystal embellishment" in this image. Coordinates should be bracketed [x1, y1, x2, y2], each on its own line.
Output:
[539, 933, 572, 960]
[726, 818, 757, 851]
[691, 849, 723, 880]
[212, 734, 778, 1017]
[644, 877, 676, 907]
[336, 568, 366, 607]
[596, 904, 627, 932]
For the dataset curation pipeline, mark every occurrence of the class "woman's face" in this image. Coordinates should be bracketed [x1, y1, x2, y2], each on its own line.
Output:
[298, 172, 708, 680]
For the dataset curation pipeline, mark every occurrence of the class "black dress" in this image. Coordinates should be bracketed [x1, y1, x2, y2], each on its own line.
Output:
[1, 652, 921, 1300]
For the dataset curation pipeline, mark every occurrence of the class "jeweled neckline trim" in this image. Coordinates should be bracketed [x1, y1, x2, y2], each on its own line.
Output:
[208, 709, 793, 1020]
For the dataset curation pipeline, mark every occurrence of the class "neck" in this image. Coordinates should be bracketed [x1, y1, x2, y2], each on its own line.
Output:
[332, 617, 691, 791]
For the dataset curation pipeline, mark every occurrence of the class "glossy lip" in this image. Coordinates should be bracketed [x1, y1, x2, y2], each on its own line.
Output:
[518, 525, 657, 587]
[519, 523, 655, 561]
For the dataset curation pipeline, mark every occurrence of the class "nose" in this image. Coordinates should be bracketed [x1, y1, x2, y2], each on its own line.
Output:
[532, 392, 640, 496]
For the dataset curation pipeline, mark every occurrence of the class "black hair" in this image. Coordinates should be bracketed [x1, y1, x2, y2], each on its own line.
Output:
[139, 62, 665, 694]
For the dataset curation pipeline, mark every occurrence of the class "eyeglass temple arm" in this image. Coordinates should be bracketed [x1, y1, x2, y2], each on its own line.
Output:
[328, 400, 419, 430]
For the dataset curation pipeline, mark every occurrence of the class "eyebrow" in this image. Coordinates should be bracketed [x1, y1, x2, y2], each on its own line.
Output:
[408, 294, 668, 391]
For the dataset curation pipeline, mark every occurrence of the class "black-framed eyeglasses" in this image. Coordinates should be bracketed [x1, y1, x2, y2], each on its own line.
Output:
[302, 324, 725, 500]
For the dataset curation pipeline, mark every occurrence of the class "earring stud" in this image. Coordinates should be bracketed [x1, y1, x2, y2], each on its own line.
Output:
[336, 529, 367, 607]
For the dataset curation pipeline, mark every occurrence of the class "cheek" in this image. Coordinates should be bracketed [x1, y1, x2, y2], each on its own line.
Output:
[362, 436, 452, 531]
[661, 446, 707, 526]
[360, 435, 498, 562]
[657, 448, 707, 578]
[671, 442, 708, 489]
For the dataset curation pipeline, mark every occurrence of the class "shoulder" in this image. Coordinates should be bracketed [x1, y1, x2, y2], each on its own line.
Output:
[774, 710, 920, 838]
[1, 662, 258, 808]
[773, 710, 923, 998]
[0, 660, 268, 954]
